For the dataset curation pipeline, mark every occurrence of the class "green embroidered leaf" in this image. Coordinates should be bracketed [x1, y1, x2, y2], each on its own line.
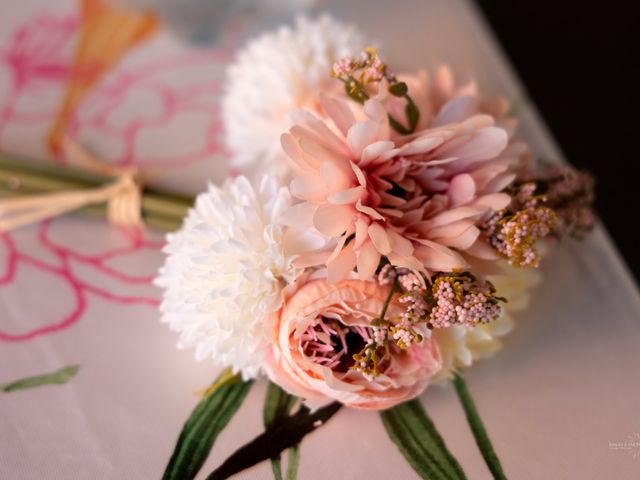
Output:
[1, 365, 80, 392]
[162, 371, 253, 480]
[380, 399, 467, 480]
[207, 402, 341, 480]
[263, 382, 299, 480]
[453, 373, 507, 480]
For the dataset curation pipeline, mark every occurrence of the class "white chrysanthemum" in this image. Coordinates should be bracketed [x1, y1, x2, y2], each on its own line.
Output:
[434, 265, 542, 381]
[155, 176, 298, 379]
[222, 15, 366, 178]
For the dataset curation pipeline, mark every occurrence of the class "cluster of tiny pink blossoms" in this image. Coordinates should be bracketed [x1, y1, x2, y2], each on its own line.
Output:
[483, 183, 556, 267]
[377, 267, 504, 334]
[331, 47, 393, 89]
[348, 266, 428, 378]
[379, 266, 428, 324]
[427, 274, 503, 329]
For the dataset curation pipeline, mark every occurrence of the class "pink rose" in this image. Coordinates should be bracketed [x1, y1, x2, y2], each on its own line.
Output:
[264, 278, 442, 410]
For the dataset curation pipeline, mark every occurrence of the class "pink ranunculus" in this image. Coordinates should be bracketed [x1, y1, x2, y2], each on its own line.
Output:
[264, 277, 442, 410]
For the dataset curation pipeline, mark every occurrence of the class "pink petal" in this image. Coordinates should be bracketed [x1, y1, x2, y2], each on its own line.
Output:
[326, 234, 349, 263]
[282, 228, 328, 254]
[376, 207, 403, 218]
[428, 219, 475, 241]
[350, 161, 367, 187]
[401, 137, 446, 156]
[354, 217, 370, 249]
[434, 65, 454, 96]
[355, 199, 385, 221]
[447, 173, 476, 207]
[414, 242, 468, 270]
[423, 156, 457, 167]
[290, 173, 327, 202]
[387, 229, 414, 256]
[281, 134, 314, 171]
[321, 94, 355, 136]
[319, 161, 355, 193]
[328, 186, 366, 205]
[472, 193, 511, 211]
[386, 252, 427, 275]
[465, 238, 499, 260]
[458, 114, 495, 132]
[427, 206, 485, 228]
[484, 173, 516, 194]
[438, 225, 480, 250]
[379, 191, 406, 207]
[293, 250, 332, 268]
[299, 136, 354, 180]
[368, 222, 391, 254]
[357, 240, 380, 280]
[347, 121, 378, 159]
[278, 202, 317, 227]
[470, 161, 510, 190]
[327, 242, 357, 283]
[451, 126, 508, 161]
[290, 109, 349, 156]
[361, 141, 395, 166]
[314, 204, 354, 236]
[363, 98, 388, 123]
[434, 96, 477, 126]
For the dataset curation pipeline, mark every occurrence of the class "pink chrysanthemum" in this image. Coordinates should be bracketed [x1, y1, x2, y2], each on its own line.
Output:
[280, 78, 522, 282]
[392, 65, 517, 136]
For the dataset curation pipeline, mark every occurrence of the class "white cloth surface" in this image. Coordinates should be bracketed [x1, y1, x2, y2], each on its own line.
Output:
[1, 1, 639, 479]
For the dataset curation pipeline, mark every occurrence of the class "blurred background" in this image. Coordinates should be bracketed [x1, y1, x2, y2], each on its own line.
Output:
[476, 0, 638, 280]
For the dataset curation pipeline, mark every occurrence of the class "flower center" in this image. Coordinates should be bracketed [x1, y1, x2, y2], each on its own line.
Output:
[300, 317, 373, 372]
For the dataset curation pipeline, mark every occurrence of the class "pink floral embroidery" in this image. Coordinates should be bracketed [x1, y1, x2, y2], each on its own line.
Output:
[0, 10, 242, 342]
[0, 219, 162, 342]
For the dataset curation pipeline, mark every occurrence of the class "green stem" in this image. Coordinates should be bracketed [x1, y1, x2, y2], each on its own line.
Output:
[375, 276, 398, 326]
[207, 402, 341, 480]
[285, 445, 300, 480]
[453, 372, 507, 480]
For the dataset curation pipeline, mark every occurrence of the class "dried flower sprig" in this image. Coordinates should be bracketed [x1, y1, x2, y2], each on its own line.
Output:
[537, 165, 596, 239]
[483, 183, 556, 267]
[353, 268, 504, 379]
[427, 272, 505, 329]
[332, 48, 420, 134]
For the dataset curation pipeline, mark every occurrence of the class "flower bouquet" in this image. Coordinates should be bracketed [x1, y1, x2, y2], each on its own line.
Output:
[154, 15, 595, 480]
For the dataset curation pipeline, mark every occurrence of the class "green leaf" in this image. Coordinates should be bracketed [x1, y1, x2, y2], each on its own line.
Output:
[207, 402, 342, 480]
[388, 81, 409, 97]
[380, 399, 467, 480]
[388, 114, 411, 135]
[453, 373, 507, 480]
[1, 365, 80, 392]
[162, 371, 253, 480]
[263, 382, 299, 480]
[405, 95, 420, 133]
